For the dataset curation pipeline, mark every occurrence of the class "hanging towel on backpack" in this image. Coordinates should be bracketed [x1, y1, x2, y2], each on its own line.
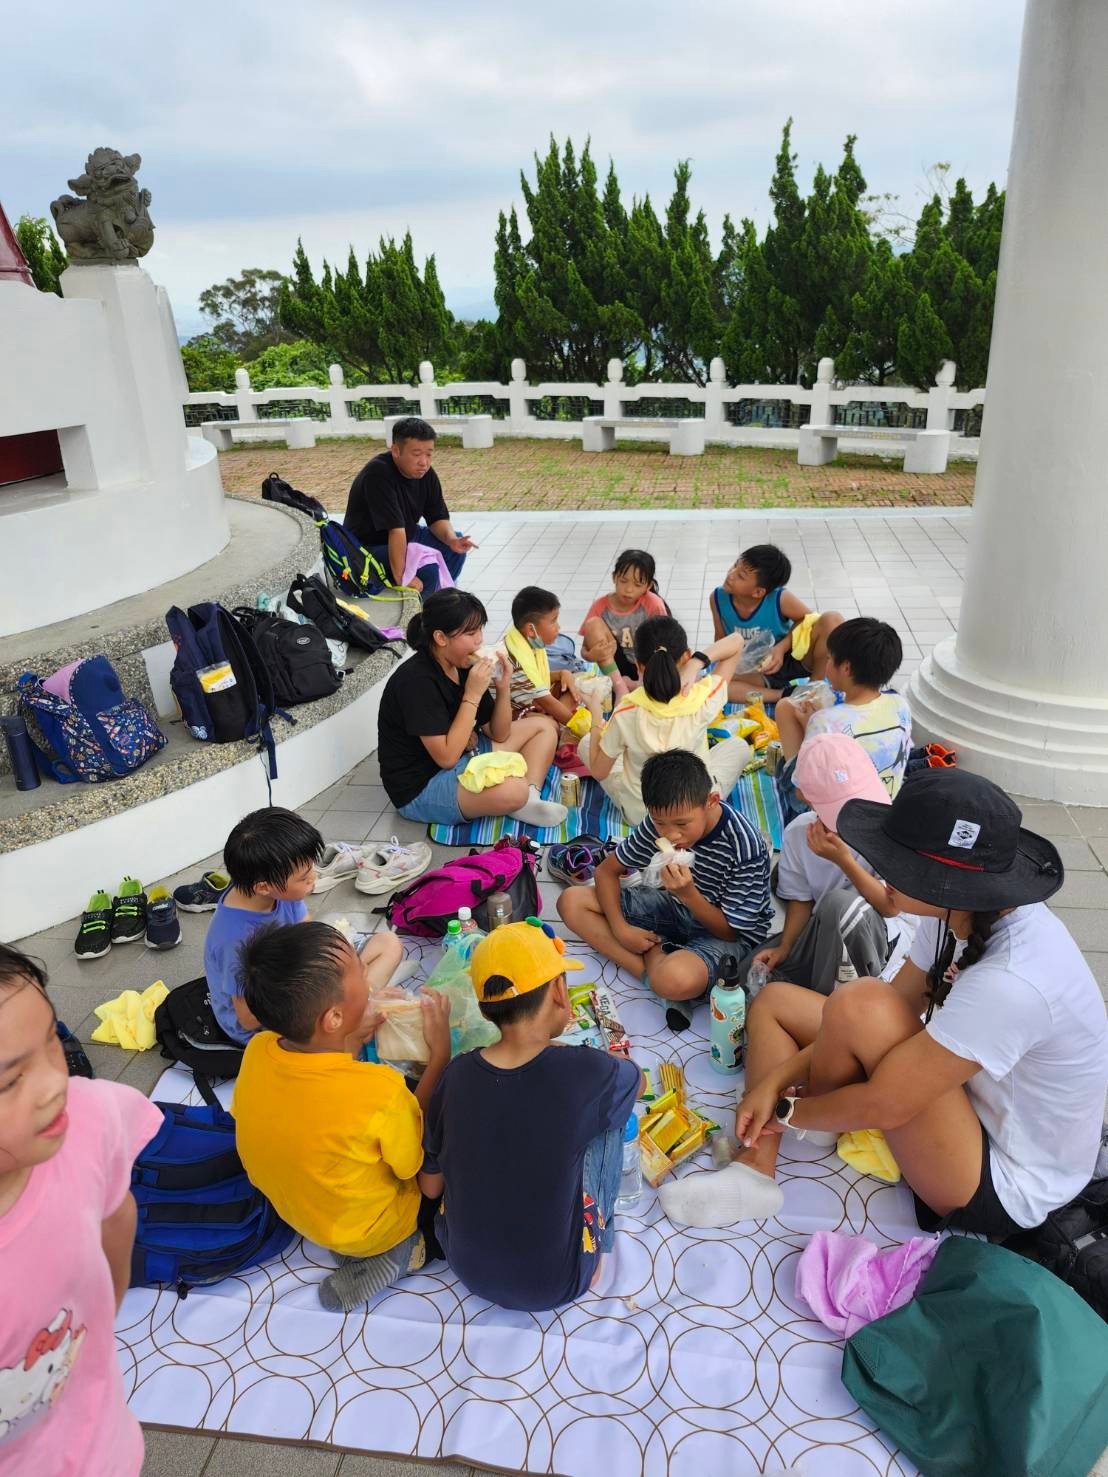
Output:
[91, 981, 169, 1050]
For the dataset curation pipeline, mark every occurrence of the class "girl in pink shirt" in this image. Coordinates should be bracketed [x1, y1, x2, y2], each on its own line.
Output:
[0, 944, 161, 1476]
[580, 548, 670, 682]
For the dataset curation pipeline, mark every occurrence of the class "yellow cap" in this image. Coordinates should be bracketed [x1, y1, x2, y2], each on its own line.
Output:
[470, 920, 583, 1001]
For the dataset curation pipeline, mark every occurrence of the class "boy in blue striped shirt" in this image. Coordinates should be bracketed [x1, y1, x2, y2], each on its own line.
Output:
[558, 750, 772, 1030]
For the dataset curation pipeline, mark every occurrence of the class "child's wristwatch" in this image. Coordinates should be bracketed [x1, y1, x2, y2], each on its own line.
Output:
[774, 1095, 798, 1128]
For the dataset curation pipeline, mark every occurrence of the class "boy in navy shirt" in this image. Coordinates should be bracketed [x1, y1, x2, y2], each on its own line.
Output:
[559, 749, 772, 1029]
[421, 922, 641, 1311]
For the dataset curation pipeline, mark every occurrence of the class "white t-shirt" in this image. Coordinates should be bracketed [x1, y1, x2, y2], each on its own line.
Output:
[776, 811, 877, 905]
[910, 905, 1108, 1227]
[598, 676, 727, 815]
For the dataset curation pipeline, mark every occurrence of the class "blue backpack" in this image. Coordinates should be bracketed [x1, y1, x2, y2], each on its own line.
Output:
[165, 602, 283, 775]
[130, 1102, 296, 1297]
[318, 517, 413, 600]
[17, 655, 166, 784]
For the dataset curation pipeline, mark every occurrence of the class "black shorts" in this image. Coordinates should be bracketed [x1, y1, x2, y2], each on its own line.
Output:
[912, 1132, 1027, 1240]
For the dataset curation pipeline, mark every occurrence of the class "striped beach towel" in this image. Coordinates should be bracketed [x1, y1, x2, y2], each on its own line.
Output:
[429, 764, 783, 851]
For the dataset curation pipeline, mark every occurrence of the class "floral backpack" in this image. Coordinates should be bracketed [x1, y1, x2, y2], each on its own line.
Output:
[17, 656, 166, 783]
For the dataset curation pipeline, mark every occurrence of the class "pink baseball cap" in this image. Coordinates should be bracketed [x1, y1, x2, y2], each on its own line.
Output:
[794, 733, 890, 832]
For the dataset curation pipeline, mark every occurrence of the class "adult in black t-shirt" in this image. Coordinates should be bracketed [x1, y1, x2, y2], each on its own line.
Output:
[343, 417, 477, 594]
[377, 589, 567, 829]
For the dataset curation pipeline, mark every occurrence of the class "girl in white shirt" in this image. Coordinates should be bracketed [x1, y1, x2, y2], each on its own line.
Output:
[660, 769, 1108, 1236]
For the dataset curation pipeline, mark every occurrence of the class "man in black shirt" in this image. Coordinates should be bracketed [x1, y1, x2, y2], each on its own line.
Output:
[343, 417, 476, 593]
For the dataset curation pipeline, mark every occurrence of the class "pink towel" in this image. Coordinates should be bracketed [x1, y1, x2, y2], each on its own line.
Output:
[402, 543, 454, 589]
[794, 1230, 939, 1339]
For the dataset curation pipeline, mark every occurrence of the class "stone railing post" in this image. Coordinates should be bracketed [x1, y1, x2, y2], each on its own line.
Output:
[809, 357, 834, 425]
[233, 366, 256, 422]
[508, 359, 531, 432]
[603, 359, 624, 419]
[326, 363, 354, 433]
[704, 356, 726, 437]
[926, 359, 957, 430]
[418, 360, 437, 420]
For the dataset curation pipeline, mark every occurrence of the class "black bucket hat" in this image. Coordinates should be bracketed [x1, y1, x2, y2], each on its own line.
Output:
[836, 769, 1064, 911]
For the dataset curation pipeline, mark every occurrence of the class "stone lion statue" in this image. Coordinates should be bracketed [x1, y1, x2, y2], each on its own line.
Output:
[50, 148, 154, 263]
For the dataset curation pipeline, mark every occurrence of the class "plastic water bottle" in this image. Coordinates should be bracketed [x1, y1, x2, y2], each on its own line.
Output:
[745, 957, 770, 1002]
[452, 908, 485, 963]
[709, 953, 746, 1074]
[615, 1115, 642, 1211]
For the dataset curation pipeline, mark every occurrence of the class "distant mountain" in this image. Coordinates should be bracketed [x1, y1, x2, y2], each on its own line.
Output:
[446, 290, 497, 323]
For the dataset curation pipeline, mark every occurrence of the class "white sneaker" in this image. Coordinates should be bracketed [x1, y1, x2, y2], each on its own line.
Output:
[354, 838, 433, 896]
[312, 842, 373, 893]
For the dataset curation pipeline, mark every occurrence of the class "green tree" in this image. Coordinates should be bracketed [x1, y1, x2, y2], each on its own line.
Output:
[836, 237, 910, 384]
[280, 234, 454, 383]
[198, 267, 292, 356]
[14, 215, 67, 294]
[241, 339, 341, 389]
[895, 290, 952, 392]
[179, 335, 240, 392]
[489, 137, 641, 381]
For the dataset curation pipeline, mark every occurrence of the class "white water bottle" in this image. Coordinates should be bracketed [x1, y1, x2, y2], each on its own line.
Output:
[615, 1115, 642, 1211]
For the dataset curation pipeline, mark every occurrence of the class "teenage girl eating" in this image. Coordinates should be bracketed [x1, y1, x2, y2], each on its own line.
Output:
[378, 589, 568, 830]
[660, 770, 1108, 1234]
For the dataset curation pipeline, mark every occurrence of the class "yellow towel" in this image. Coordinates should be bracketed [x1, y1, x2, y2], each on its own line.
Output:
[790, 612, 821, 662]
[503, 624, 551, 693]
[622, 675, 714, 720]
[458, 750, 529, 793]
[91, 981, 169, 1051]
[836, 1127, 901, 1184]
[565, 706, 592, 738]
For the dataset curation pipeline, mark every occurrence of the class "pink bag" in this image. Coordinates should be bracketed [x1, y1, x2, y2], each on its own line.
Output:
[382, 837, 541, 937]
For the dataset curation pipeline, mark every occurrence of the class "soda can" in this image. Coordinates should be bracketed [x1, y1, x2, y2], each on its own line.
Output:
[560, 773, 580, 808]
[764, 740, 782, 774]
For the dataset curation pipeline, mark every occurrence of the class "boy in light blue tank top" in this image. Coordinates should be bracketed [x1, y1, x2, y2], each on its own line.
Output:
[709, 543, 842, 702]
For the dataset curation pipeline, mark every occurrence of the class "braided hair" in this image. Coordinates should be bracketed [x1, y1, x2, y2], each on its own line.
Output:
[924, 909, 1001, 1021]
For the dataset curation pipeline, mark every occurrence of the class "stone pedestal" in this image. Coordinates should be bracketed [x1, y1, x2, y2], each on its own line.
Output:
[909, 0, 1108, 803]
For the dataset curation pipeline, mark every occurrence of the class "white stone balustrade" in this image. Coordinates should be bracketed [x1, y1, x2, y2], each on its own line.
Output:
[183, 357, 984, 455]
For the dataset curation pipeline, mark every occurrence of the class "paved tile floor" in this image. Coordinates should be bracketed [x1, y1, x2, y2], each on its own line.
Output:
[13, 510, 1108, 1477]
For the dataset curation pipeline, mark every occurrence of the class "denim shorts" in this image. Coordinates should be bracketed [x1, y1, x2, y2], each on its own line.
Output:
[398, 736, 491, 827]
[619, 885, 748, 979]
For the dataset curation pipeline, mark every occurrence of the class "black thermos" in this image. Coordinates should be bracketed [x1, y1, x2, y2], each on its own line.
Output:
[1, 716, 41, 791]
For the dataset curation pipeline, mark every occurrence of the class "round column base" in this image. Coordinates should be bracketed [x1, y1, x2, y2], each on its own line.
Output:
[909, 639, 1108, 805]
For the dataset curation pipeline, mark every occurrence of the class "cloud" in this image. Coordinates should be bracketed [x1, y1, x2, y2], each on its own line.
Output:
[2, 0, 1022, 326]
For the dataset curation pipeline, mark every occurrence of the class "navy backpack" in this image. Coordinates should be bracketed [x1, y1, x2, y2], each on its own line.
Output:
[317, 517, 412, 600]
[17, 655, 166, 784]
[165, 602, 284, 775]
[130, 1102, 295, 1297]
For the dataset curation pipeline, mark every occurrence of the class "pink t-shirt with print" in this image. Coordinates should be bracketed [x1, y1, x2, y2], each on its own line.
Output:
[0, 1077, 162, 1477]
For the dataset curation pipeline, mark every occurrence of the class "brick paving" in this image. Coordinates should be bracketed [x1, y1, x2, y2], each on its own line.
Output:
[216, 437, 976, 512]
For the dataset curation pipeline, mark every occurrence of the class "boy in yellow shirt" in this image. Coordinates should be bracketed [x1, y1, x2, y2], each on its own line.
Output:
[232, 920, 451, 1312]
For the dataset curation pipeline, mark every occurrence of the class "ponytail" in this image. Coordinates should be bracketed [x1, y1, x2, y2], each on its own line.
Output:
[406, 588, 488, 654]
[635, 614, 687, 705]
[924, 909, 1000, 1020]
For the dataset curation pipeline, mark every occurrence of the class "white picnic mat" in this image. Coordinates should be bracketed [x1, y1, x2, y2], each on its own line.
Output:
[118, 940, 920, 1476]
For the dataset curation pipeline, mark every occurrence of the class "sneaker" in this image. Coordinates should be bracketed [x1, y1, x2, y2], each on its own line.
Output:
[145, 886, 182, 950]
[313, 842, 372, 894]
[173, 870, 230, 912]
[56, 1021, 94, 1078]
[74, 891, 113, 960]
[354, 839, 433, 896]
[110, 878, 147, 945]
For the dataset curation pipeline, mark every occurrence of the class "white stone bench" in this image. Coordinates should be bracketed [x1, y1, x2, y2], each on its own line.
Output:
[200, 418, 317, 451]
[383, 413, 494, 450]
[582, 415, 706, 455]
[798, 423, 951, 474]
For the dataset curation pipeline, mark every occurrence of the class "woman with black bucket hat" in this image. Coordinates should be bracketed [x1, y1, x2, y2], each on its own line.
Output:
[661, 769, 1108, 1233]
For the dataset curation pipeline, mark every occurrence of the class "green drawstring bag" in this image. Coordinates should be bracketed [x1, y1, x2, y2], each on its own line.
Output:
[842, 1237, 1108, 1477]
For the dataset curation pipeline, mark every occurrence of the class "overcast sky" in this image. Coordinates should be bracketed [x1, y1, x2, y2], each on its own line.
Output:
[3, 1, 1024, 336]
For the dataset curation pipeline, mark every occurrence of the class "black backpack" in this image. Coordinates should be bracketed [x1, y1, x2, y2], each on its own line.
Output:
[231, 606, 344, 708]
[154, 977, 245, 1107]
[260, 471, 326, 521]
[286, 573, 393, 654]
[1006, 1167, 1108, 1320]
[165, 601, 285, 777]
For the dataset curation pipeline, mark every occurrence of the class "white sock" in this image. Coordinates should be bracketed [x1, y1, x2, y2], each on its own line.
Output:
[658, 1162, 784, 1229]
[509, 786, 568, 827]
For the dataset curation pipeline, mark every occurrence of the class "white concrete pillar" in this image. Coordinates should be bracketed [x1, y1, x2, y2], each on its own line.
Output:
[507, 359, 532, 432]
[910, 0, 1108, 803]
[417, 360, 438, 421]
[603, 358, 624, 420]
[809, 357, 834, 426]
[233, 366, 256, 422]
[326, 363, 354, 433]
[704, 355, 726, 439]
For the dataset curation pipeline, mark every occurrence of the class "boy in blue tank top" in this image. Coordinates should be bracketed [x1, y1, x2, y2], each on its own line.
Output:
[709, 543, 842, 702]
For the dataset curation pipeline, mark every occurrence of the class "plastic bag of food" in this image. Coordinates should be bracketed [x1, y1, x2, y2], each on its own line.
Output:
[423, 943, 500, 1055]
[374, 999, 429, 1064]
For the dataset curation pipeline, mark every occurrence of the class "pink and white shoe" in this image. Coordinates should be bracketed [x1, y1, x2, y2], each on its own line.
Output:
[354, 838, 433, 896]
[312, 842, 374, 894]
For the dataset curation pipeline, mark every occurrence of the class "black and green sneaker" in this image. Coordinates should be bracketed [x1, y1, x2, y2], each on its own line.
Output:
[110, 877, 148, 945]
[74, 890, 113, 960]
